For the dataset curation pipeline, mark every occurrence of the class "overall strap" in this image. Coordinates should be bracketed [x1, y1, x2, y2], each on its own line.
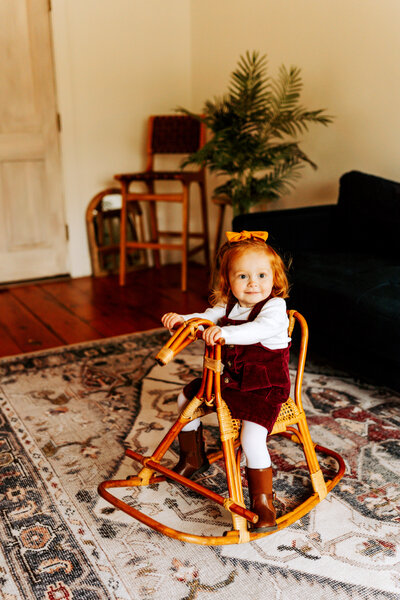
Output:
[225, 293, 237, 317]
[225, 294, 271, 321]
[247, 295, 271, 321]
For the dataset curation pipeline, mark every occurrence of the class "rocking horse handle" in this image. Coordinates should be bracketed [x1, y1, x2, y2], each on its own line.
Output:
[193, 328, 226, 347]
[155, 318, 225, 366]
[170, 319, 225, 340]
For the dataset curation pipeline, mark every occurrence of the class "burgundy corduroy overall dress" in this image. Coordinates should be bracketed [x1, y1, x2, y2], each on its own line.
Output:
[183, 296, 291, 432]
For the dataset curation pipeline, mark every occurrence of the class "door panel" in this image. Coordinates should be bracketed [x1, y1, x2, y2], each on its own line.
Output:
[0, 0, 68, 283]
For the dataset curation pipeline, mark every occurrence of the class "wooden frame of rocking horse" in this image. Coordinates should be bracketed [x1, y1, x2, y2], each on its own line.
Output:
[98, 311, 345, 545]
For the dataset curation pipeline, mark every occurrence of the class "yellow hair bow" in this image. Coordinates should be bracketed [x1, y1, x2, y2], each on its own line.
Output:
[225, 230, 269, 243]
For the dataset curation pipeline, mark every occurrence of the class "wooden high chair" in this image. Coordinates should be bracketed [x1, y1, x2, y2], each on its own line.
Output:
[98, 311, 345, 545]
[115, 115, 210, 292]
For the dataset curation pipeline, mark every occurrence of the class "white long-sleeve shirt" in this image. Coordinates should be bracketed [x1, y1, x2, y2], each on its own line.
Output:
[181, 297, 290, 349]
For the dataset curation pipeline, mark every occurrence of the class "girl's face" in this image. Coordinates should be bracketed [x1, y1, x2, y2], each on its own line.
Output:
[228, 249, 274, 307]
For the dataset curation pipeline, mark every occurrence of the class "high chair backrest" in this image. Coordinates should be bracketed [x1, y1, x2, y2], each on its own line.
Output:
[145, 115, 206, 171]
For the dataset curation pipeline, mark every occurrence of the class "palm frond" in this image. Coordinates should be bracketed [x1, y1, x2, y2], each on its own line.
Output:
[270, 65, 302, 113]
[227, 51, 271, 119]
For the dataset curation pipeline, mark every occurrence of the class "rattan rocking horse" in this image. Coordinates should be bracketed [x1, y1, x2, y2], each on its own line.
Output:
[98, 312, 345, 545]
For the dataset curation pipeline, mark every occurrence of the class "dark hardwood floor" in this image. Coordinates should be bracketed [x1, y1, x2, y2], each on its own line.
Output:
[0, 263, 210, 358]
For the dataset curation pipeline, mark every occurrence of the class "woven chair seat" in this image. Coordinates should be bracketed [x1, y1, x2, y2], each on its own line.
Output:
[271, 398, 303, 434]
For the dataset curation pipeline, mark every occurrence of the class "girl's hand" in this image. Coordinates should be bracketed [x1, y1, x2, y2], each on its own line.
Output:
[203, 325, 223, 346]
[161, 312, 184, 331]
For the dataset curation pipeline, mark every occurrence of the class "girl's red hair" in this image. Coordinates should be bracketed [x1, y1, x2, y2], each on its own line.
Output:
[210, 238, 289, 306]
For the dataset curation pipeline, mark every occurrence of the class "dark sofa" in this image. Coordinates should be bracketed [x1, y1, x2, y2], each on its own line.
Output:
[232, 171, 400, 391]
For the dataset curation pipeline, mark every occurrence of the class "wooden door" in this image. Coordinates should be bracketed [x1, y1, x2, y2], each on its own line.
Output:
[0, 0, 68, 283]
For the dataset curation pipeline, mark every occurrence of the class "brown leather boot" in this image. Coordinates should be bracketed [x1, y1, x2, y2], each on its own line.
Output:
[246, 466, 277, 532]
[173, 424, 210, 479]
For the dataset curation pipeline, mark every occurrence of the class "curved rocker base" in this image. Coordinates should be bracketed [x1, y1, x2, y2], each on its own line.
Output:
[98, 441, 345, 546]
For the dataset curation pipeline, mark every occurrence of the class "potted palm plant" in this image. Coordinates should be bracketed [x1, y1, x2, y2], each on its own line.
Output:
[179, 51, 333, 215]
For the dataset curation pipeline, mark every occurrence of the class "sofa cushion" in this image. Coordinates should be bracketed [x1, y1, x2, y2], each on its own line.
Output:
[291, 252, 400, 305]
[289, 252, 400, 365]
[356, 280, 400, 351]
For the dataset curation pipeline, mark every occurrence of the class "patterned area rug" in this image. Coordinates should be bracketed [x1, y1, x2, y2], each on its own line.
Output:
[0, 329, 399, 600]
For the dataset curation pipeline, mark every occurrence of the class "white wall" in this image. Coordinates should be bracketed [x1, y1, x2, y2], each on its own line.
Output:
[52, 0, 400, 276]
[190, 0, 400, 231]
[51, 0, 192, 277]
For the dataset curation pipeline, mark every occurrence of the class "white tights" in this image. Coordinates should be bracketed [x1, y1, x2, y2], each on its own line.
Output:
[177, 392, 271, 469]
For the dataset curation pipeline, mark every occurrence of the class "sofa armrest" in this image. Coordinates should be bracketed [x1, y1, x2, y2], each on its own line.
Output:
[232, 205, 337, 253]
[337, 171, 400, 254]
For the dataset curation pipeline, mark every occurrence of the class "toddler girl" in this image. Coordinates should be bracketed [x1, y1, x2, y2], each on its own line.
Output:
[161, 230, 291, 532]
